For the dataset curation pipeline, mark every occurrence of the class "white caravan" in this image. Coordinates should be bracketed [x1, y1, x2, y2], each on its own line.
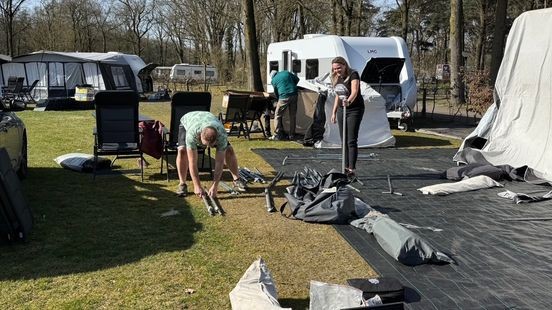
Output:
[152, 66, 172, 79]
[169, 64, 218, 82]
[266, 34, 417, 130]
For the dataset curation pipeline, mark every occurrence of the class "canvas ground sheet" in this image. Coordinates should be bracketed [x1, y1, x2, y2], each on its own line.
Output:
[254, 148, 552, 309]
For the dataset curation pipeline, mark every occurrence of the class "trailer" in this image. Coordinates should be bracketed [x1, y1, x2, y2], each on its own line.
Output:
[266, 34, 417, 130]
[169, 64, 218, 82]
[152, 66, 172, 79]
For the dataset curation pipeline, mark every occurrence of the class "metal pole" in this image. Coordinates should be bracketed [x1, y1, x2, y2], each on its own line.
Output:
[340, 97, 347, 174]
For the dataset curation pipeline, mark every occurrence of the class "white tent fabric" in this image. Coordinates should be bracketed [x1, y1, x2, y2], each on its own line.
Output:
[455, 8, 552, 182]
[315, 81, 395, 148]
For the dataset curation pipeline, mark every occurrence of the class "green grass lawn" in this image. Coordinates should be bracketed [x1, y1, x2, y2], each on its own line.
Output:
[0, 100, 460, 309]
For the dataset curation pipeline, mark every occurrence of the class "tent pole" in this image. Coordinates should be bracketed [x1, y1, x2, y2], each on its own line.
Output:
[341, 99, 347, 174]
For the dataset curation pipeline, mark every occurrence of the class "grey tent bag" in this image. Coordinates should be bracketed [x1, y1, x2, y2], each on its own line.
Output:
[372, 216, 454, 266]
[281, 187, 356, 224]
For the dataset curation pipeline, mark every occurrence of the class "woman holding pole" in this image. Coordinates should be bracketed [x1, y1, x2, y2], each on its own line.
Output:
[330, 56, 364, 178]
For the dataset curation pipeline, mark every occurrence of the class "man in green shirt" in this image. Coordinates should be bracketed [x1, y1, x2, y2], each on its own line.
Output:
[176, 111, 247, 197]
[270, 70, 300, 140]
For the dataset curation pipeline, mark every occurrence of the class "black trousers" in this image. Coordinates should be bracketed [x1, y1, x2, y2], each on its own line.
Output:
[337, 105, 364, 169]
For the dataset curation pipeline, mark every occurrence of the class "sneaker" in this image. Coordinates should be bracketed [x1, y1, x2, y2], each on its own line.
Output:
[176, 184, 188, 197]
[269, 134, 285, 141]
[233, 179, 247, 192]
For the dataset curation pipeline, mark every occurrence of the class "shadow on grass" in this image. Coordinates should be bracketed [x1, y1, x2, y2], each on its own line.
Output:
[394, 135, 454, 148]
[0, 167, 201, 280]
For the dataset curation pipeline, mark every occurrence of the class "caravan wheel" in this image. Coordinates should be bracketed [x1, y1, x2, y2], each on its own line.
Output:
[399, 122, 409, 132]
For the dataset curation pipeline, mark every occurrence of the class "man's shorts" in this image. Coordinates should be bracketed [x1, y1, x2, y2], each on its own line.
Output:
[177, 125, 187, 149]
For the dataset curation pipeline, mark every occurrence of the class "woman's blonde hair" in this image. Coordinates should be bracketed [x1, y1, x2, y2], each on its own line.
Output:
[331, 56, 351, 86]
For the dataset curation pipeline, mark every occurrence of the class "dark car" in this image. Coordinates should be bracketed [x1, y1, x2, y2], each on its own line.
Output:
[0, 99, 27, 178]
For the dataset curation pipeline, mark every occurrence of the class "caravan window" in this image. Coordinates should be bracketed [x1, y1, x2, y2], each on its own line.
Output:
[206, 70, 215, 77]
[49, 62, 65, 87]
[176, 69, 186, 76]
[292, 60, 301, 73]
[194, 70, 202, 75]
[2, 63, 25, 83]
[306, 59, 319, 79]
[283, 51, 289, 70]
[65, 63, 84, 89]
[111, 66, 129, 87]
[269, 61, 278, 73]
[83, 63, 105, 90]
[24, 62, 47, 100]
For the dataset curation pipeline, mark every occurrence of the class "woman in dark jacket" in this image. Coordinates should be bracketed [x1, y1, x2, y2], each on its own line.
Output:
[330, 56, 364, 178]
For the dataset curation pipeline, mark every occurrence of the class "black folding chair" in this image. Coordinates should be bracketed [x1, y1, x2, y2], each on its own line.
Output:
[93, 90, 144, 181]
[2, 77, 24, 101]
[2, 77, 17, 93]
[20, 79, 39, 103]
[245, 96, 268, 138]
[219, 93, 250, 139]
[160, 91, 213, 181]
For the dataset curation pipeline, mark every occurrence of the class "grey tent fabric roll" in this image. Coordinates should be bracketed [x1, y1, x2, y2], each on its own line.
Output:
[372, 216, 454, 266]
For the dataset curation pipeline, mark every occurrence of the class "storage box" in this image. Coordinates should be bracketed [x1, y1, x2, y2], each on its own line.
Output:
[74, 85, 95, 102]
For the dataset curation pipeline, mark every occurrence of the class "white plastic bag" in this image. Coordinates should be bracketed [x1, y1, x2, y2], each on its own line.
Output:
[229, 258, 290, 310]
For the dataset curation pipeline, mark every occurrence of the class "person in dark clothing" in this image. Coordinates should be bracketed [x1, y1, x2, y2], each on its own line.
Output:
[330, 56, 364, 178]
[270, 70, 300, 140]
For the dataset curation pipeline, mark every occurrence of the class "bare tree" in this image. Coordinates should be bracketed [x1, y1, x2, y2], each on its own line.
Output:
[61, 0, 96, 51]
[0, 0, 27, 56]
[162, 0, 190, 63]
[90, 0, 116, 52]
[117, 0, 156, 57]
[450, 0, 465, 105]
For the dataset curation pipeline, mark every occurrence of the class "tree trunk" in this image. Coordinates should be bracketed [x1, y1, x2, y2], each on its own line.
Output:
[475, 0, 488, 70]
[225, 26, 235, 83]
[355, 0, 363, 36]
[396, 0, 409, 42]
[298, 3, 306, 37]
[331, 0, 338, 34]
[242, 0, 264, 91]
[490, 0, 508, 85]
[450, 0, 465, 105]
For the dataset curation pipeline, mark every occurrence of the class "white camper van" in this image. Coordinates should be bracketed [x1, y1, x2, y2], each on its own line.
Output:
[169, 64, 218, 82]
[266, 34, 417, 130]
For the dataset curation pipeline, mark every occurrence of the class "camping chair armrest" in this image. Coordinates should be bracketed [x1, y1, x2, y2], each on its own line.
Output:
[161, 126, 171, 144]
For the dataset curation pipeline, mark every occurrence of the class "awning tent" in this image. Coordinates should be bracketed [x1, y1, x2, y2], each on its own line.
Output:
[455, 8, 552, 182]
[0, 54, 11, 96]
[0, 51, 152, 106]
